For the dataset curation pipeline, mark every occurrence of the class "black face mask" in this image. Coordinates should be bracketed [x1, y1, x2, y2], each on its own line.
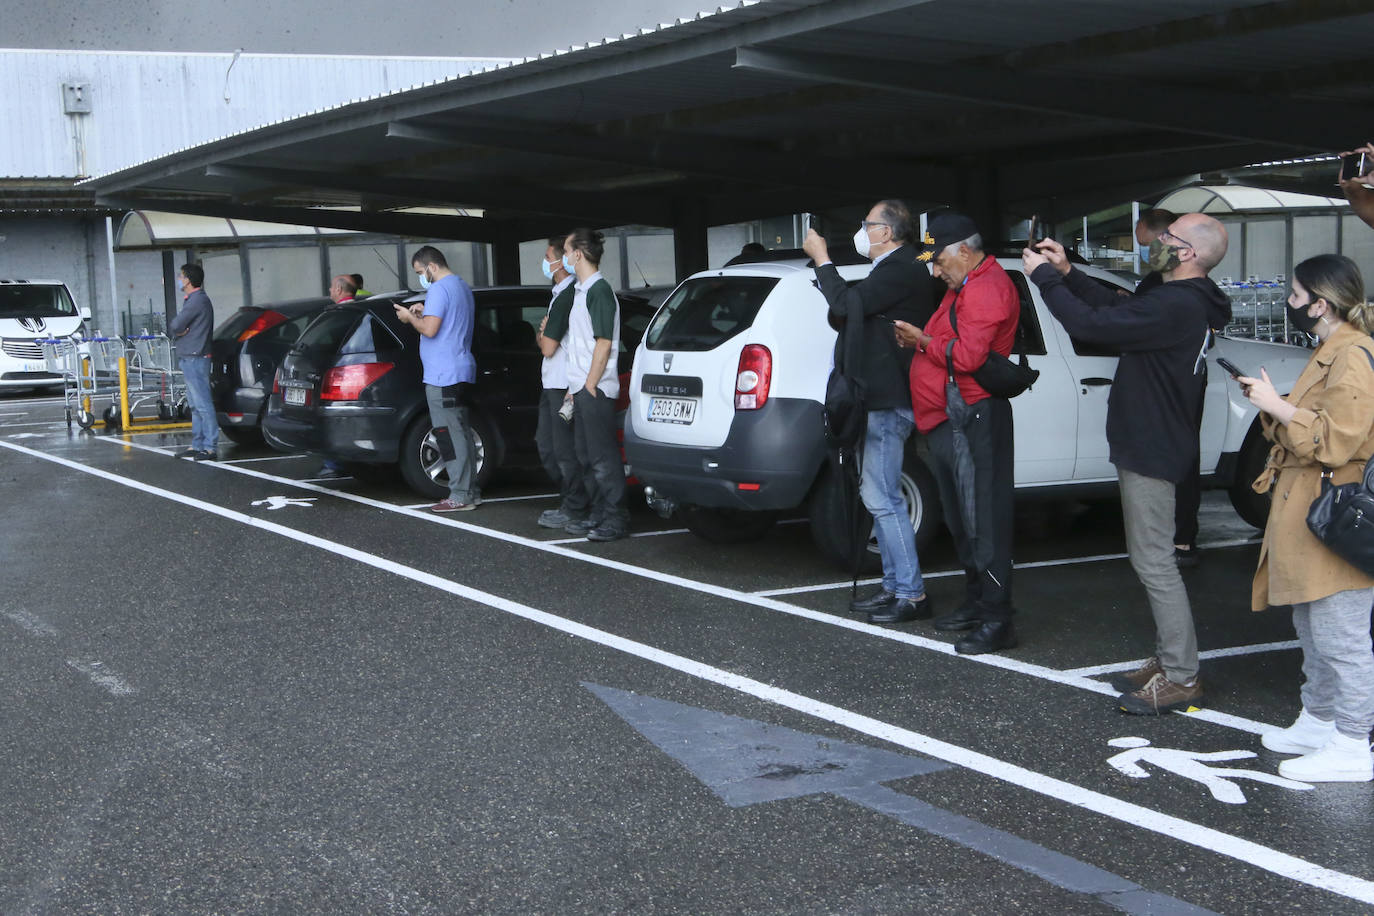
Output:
[1288, 299, 1322, 334]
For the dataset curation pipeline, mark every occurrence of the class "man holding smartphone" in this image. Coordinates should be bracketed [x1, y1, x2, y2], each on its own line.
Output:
[803, 200, 933, 623]
[1340, 142, 1374, 231]
[1023, 215, 1231, 715]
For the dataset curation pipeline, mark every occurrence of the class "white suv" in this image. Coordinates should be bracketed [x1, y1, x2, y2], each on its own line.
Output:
[0, 280, 90, 391]
[623, 258, 1309, 568]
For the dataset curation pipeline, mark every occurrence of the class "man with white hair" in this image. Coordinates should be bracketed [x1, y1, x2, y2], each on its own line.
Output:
[895, 211, 1022, 654]
[1024, 213, 1232, 715]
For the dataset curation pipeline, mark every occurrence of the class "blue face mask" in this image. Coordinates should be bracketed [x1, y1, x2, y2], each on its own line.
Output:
[541, 258, 555, 281]
[416, 269, 431, 290]
[1137, 244, 1152, 262]
[562, 253, 575, 274]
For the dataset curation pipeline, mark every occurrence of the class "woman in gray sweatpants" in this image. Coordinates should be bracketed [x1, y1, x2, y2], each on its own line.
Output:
[1243, 254, 1374, 783]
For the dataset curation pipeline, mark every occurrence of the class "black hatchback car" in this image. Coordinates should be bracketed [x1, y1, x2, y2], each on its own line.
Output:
[211, 296, 333, 444]
[262, 286, 652, 498]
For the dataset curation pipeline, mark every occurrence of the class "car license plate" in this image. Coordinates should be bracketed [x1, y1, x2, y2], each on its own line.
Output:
[648, 396, 696, 424]
[284, 387, 308, 406]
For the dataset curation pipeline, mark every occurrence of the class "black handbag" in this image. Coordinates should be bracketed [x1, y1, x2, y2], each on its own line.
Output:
[1306, 455, 1374, 577]
[824, 294, 867, 448]
[948, 290, 1039, 398]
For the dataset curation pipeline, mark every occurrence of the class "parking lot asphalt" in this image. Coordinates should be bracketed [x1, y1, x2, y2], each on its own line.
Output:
[3, 389, 1374, 915]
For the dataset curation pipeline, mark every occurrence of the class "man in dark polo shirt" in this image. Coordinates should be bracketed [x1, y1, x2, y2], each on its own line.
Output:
[168, 262, 217, 461]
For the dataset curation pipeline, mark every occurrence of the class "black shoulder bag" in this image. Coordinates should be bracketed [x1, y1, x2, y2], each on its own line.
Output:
[824, 295, 867, 448]
[1305, 344, 1374, 575]
[948, 290, 1039, 399]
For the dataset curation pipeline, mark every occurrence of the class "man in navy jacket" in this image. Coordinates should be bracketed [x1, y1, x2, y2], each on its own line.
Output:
[804, 200, 934, 624]
[1024, 214, 1231, 716]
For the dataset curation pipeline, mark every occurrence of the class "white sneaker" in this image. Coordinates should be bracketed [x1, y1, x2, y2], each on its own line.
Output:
[1261, 708, 1336, 755]
[1277, 733, 1373, 783]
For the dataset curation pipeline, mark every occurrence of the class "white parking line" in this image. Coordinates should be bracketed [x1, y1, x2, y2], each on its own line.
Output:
[90, 435, 1278, 737]
[7, 437, 1373, 908]
[546, 527, 691, 545]
[3, 609, 59, 637]
[220, 454, 310, 464]
[65, 658, 137, 696]
[1067, 641, 1302, 677]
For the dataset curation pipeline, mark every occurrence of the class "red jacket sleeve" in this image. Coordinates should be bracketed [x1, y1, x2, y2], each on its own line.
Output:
[923, 281, 1016, 372]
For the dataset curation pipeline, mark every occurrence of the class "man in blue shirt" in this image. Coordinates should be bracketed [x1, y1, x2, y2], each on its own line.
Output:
[167, 262, 217, 460]
[394, 246, 479, 512]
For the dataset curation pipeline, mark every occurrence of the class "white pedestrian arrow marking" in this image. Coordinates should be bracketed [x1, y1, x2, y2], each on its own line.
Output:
[250, 495, 317, 510]
[7, 433, 44, 439]
[1106, 737, 1313, 804]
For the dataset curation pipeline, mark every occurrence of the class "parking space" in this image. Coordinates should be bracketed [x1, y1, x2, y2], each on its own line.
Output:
[4, 388, 1374, 914]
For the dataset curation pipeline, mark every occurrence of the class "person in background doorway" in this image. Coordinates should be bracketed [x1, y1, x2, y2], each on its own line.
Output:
[534, 234, 590, 530]
[395, 246, 480, 512]
[349, 273, 372, 297]
[724, 241, 768, 266]
[1242, 254, 1374, 783]
[168, 262, 218, 461]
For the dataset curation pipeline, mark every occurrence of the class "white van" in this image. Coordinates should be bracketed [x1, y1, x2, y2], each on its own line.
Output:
[0, 280, 90, 391]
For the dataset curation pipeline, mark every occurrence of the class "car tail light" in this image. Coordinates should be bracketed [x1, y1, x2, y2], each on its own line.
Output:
[272, 370, 281, 394]
[734, 344, 772, 410]
[237, 309, 288, 341]
[320, 362, 394, 401]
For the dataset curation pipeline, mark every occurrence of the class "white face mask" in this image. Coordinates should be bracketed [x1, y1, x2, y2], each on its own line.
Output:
[853, 225, 872, 260]
[416, 268, 431, 290]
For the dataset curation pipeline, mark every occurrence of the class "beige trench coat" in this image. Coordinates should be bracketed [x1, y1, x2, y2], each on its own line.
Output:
[1251, 323, 1374, 610]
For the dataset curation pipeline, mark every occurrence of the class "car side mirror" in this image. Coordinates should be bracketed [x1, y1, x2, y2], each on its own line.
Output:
[80, 307, 93, 320]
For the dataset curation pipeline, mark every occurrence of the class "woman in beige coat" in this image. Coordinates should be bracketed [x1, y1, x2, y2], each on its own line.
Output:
[1238, 253, 1374, 783]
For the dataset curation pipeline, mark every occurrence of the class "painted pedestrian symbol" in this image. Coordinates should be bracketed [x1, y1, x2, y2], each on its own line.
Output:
[587, 683, 1219, 916]
[1106, 737, 1313, 804]
[250, 495, 317, 510]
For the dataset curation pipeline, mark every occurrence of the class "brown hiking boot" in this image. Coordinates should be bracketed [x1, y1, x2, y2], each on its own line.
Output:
[1118, 672, 1204, 716]
[1107, 656, 1163, 694]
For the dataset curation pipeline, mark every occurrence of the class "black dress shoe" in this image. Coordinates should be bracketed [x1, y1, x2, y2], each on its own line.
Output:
[933, 604, 981, 631]
[173, 447, 197, 458]
[849, 588, 895, 613]
[955, 620, 1017, 655]
[868, 595, 933, 624]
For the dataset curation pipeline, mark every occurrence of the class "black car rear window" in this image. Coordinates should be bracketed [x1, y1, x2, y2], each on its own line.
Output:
[214, 310, 258, 341]
[295, 308, 363, 360]
[645, 277, 778, 351]
[0, 284, 77, 319]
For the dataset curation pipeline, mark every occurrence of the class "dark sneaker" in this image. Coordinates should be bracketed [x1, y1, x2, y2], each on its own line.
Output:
[586, 523, 629, 542]
[933, 604, 981, 632]
[1174, 545, 1201, 568]
[538, 509, 570, 529]
[1107, 656, 1163, 694]
[955, 619, 1017, 654]
[1118, 673, 1204, 716]
[430, 498, 476, 513]
[564, 517, 598, 536]
[868, 595, 933, 625]
[174, 447, 197, 458]
[850, 588, 895, 613]
[316, 466, 346, 480]
[193, 450, 217, 461]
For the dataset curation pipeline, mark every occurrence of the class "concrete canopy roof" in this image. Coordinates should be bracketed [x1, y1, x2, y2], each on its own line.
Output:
[84, 0, 1374, 245]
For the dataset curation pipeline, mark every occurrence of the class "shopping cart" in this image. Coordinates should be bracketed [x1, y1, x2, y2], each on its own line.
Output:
[40, 333, 126, 428]
[117, 331, 188, 429]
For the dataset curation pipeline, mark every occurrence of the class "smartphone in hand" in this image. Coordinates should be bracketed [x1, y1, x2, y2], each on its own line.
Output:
[1215, 356, 1247, 379]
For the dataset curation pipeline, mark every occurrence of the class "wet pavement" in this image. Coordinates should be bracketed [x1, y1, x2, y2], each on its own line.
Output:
[2, 388, 1373, 915]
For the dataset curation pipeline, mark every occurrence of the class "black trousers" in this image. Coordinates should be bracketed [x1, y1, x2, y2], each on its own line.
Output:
[536, 387, 590, 519]
[572, 387, 629, 527]
[925, 396, 1015, 621]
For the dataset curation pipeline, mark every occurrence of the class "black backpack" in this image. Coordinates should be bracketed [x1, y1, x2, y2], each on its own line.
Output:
[824, 295, 866, 448]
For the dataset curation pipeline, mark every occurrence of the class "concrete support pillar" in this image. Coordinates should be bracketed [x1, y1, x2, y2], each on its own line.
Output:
[672, 197, 709, 282]
[161, 250, 177, 330]
[491, 222, 522, 286]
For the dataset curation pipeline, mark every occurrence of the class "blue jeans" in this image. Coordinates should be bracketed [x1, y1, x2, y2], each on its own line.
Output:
[860, 408, 923, 599]
[179, 356, 217, 452]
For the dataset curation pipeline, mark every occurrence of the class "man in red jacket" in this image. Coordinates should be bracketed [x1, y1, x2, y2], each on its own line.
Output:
[895, 212, 1021, 654]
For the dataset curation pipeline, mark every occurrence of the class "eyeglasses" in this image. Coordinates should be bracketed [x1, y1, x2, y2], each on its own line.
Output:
[860, 221, 889, 230]
[1159, 229, 1195, 250]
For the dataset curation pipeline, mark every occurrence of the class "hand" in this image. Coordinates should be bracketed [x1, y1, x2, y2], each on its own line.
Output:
[1021, 246, 1049, 274]
[537, 315, 549, 338]
[802, 228, 829, 264]
[392, 303, 412, 325]
[893, 319, 921, 349]
[1031, 237, 1071, 275]
[1237, 368, 1282, 414]
[409, 304, 424, 318]
[584, 381, 597, 396]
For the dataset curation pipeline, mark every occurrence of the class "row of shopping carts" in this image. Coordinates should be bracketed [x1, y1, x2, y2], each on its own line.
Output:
[39, 331, 188, 430]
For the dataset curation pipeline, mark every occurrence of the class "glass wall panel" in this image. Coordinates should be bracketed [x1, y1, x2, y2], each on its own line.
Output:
[249, 246, 324, 304]
[1292, 215, 1338, 271]
[1342, 215, 1374, 283]
[625, 234, 675, 287]
[1243, 219, 1285, 282]
[327, 242, 404, 295]
[200, 250, 244, 324]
